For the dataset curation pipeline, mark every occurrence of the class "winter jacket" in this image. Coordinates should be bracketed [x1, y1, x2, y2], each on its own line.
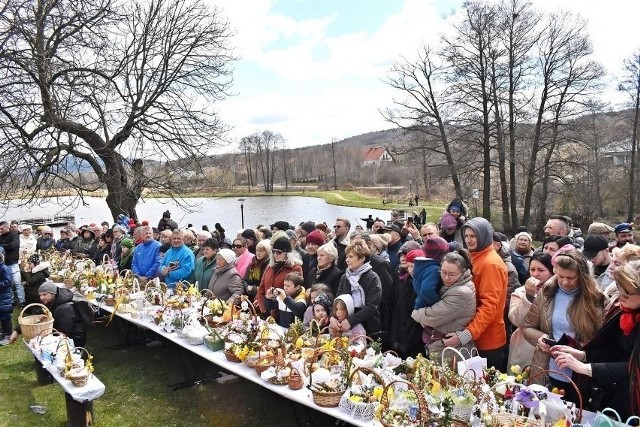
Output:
[257, 259, 303, 319]
[264, 287, 307, 328]
[461, 217, 508, 351]
[389, 275, 424, 359]
[48, 287, 87, 347]
[412, 258, 442, 309]
[93, 243, 112, 265]
[336, 268, 383, 338]
[132, 239, 161, 279]
[21, 262, 50, 306]
[157, 217, 178, 232]
[333, 236, 350, 271]
[191, 256, 216, 291]
[36, 236, 56, 252]
[242, 256, 269, 301]
[507, 285, 537, 369]
[208, 263, 243, 304]
[412, 269, 476, 357]
[160, 244, 195, 287]
[0, 230, 20, 265]
[72, 237, 98, 259]
[20, 234, 38, 256]
[573, 307, 639, 418]
[371, 252, 394, 343]
[305, 262, 343, 296]
[234, 250, 254, 278]
[522, 279, 605, 383]
[302, 253, 317, 279]
[0, 263, 13, 316]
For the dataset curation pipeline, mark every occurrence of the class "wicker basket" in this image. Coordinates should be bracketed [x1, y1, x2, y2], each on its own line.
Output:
[204, 335, 224, 352]
[19, 304, 54, 342]
[339, 367, 386, 420]
[224, 348, 242, 363]
[379, 379, 428, 427]
[526, 368, 583, 424]
[491, 413, 542, 427]
[307, 349, 347, 408]
[268, 366, 290, 386]
[68, 368, 90, 387]
[288, 368, 304, 390]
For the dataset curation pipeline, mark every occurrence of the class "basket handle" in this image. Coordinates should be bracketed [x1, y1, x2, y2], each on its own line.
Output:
[526, 368, 583, 422]
[348, 366, 385, 387]
[19, 303, 51, 320]
[441, 346, 467, 371]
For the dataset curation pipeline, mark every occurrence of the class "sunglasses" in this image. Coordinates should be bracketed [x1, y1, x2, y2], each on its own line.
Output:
[43, 233, 52, 236]
[272, 249, 285, 255]
[232, 244, 244, 248]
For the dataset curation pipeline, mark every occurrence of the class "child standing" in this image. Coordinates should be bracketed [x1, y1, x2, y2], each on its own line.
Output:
[264, 272, 307, 328]
[311, 294, 332, 329]
[330, 294, 366, 338]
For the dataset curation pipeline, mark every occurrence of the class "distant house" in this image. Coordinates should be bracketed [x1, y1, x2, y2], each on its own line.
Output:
[362, 146, 395, 166]
[601, 139, 633, 167]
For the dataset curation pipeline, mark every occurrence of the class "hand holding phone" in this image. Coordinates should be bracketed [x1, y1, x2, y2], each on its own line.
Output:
[542, 337, 557, 346]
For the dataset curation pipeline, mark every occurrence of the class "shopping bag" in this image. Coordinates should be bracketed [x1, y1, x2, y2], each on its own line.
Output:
[591, 408, 639, 427]
[441, 346, 487, 380]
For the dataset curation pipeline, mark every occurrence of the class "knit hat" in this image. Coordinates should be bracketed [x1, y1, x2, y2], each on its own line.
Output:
[241, 229, 257, 241]
[120, 238, 134, 249]
[285, 229, 297, 240]
[272, 237, 292, 253]
[447, 198, 467, 216]
[312, 294, 332, 316]
[270, 221, 290, 231]
[588, 222, 614, 234]
[582, 234, 609, 259]
[305, 230, 325, 247]
[28, 254, 40, 265]
[423, 237, 450, 261]
[300, 221, 316, 235]
[39, 281, 58, 295]
[113, 225, 128, 235]
[217, 248, 236, 264]
[405, 249, 425, 264]
[141, 220, 149, 227]
[163, 210, 171, 218]
[399, 240, 422, 255]
[439, 212, 457, 231]
[514, 231, 533, 243]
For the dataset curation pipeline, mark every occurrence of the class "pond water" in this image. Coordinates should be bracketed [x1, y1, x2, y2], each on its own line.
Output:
[0, 196, 392, 233]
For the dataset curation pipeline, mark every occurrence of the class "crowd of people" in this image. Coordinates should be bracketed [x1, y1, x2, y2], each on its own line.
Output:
[0, 202, 639, 418]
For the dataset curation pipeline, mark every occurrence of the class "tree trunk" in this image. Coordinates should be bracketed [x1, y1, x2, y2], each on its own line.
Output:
[628, 89, 640, 222]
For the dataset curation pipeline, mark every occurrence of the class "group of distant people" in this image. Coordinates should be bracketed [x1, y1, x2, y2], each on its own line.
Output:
[0, 200, 639, 418]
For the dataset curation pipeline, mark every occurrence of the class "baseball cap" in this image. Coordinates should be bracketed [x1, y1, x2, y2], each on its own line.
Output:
[582, 234, 609, 259]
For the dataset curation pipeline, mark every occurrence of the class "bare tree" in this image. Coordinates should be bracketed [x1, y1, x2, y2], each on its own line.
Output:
[247, 130, 284, 192]
[618, 49, 640, 222]
[383, 46, 464, 199]
[0, 0, 234, 220]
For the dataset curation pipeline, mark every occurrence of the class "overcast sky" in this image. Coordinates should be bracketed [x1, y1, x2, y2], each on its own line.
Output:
[211, 0, 640, 149]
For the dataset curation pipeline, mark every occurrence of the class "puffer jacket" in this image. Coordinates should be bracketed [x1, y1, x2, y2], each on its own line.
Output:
[412, 269, 476, 357]
[0, 263, 13, 316]
[48, 287, 86, 347]
[461, 217, 508, 351]
[208, 263, 242, 304]
[21, 262, 50, 306]
[191, 256, 216, 291]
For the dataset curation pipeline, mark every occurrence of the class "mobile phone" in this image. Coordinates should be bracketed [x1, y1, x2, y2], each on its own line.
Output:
[168, 261, 178, 268]
[542, 337, 557, 346]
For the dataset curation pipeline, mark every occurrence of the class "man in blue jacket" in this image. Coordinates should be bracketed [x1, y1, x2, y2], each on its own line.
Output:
[132, 226, 161, 281]
[158, 229, 194, 288]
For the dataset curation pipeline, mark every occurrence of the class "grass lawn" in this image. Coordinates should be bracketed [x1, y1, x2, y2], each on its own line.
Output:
[0, 310, 336, 427]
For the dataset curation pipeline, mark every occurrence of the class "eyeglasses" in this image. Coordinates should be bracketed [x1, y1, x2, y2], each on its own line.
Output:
[232, 244, 244, 248]
[272, 249, 285, 255]
[43, 233, 52, 236]
[440, 271, 461, 279]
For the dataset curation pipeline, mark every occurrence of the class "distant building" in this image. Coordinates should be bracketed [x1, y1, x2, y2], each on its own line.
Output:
[362, 146, 395, 166]
[601, 139, 633, 167]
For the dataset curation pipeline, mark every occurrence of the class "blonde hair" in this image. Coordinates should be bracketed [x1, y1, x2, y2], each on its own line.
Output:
[614, 259, 640, 294]
[345, 240, 371, 260]
[550, 250, 604, 342]
[619, 244, 640, 263]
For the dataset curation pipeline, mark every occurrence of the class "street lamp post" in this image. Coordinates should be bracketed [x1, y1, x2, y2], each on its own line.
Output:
[238, 198, 246, 229]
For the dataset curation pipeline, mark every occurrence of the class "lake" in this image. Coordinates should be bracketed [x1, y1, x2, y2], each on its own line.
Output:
[0, 196, 392, 233]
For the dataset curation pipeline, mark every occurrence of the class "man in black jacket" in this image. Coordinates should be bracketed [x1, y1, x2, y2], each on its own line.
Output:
[37, 282, 87, 347]
[0, 221, 24, 306]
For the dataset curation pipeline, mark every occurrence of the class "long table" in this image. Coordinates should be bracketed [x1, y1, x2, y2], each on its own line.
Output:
[26, 340, 105, 427]
[93, 301, 370, 426]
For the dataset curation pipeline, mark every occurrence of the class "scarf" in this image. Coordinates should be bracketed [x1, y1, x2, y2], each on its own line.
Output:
[345, 262, 371, 308]
[620, 304, 640, 336]
[119, 249, 133, 270]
